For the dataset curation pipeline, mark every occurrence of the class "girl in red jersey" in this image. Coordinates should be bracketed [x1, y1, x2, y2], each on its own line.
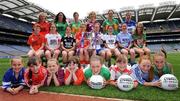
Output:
[109, 55, 138, 88]
[27, 23, 44, 60]
[75, 24, 90, 65]
[24, 57, 47, 94]
[64, 56, 84, 85]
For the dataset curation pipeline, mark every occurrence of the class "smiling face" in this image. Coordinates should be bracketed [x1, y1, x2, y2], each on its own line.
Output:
[33, 24, 41, 34]
[108, 10, 114, 18]
[58, 12, 64, 22]
[121, 23, 127, 32]
[50, 23, 57, 33]
[66, 26, 71, 36]
[11, 59, 23, 73]
[139, 59, 151, 73]
[154, 55, 165, 70]
[47, 60, 59, 72]
[90, 60, 102, 75]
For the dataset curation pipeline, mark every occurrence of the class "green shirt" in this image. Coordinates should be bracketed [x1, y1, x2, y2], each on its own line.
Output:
[84, 65, 111, 80]
[70, 21, 81, 35]
[132, 33, 146, 48]
[55, 22, 68, 38]
[154, 63, 172, 77]
[102, 18, 119, 35]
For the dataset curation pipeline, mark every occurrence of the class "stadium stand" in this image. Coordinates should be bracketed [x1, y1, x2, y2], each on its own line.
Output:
[0, 0, 180, 57]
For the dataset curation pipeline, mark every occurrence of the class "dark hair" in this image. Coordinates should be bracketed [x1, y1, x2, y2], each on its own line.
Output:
[54, 12, 67, 24]
[73, 12, 79, 18]
[108, 9, 114, 14]
[67, 56, 81, 68]
[27, 57, 39, 85]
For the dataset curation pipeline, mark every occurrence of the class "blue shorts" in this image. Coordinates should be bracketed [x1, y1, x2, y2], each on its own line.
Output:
[96, 48, 104, 55]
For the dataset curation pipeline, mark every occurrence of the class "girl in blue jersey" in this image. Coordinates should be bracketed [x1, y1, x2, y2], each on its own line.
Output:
[2, 57, 25, 94]
[116, 23, 135, 64]
[131, 55, 161, 87]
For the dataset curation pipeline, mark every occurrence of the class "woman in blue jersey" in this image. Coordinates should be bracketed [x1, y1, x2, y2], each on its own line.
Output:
[2, 57, 25, 94]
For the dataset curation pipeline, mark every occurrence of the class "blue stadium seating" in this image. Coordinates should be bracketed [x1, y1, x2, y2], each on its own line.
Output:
[0, 15, 32, 33]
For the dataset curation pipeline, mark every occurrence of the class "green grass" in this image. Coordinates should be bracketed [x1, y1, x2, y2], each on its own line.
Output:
[0, 53, 180, 101]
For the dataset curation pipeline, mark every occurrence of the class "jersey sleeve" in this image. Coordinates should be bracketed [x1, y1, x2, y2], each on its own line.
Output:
[84, 68, 92, 80]
[101, 67, 111, 80]
[74, 69, 84, 85]
[131, 64, 146, 85]
[2, 69, 12, 90]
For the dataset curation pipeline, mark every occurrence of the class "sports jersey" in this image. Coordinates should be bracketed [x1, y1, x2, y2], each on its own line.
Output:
[71, 21, 81, 35]
[153, 63, 172, 78]
[55, 22, 68, 38]
[132, 33, 146, 48]
[36, 21, 50, 36]
[109, 65, 132, 81]
[116, 32, 133, 48]
[24, 66, 47, 86]
[64, 68, 84, 85]
[124, 20, 136, 34]
[102, 34, 116, 49]
[27, 33, 44, 51]
[61, 35, 76, 49]
[131, 64, 158, 85]
[2, 68, 25, 90]
[75, 32, 90, 48]
[84, 65, 111, 80]
[86, 20, 98, 32]
[44, 68, 64, 86]
[102, 18, 119, 35]
[45, 33, 61, 50]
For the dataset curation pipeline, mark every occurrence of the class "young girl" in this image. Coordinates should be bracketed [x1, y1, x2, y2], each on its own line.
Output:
[75, 24, 90, 65]
[84, 56, 111, 88]
[116, 23, 135, 64]
[109, 55, 138, 88]
[64, 56, 84, 85]
[24, 57, 47, 94]
[102, 26, 120, 65]
[153, 51, 173, 78]
[89, 22, 104, 57]
[131, 55, 161, 87]
[132, 22, 150, 57]
[27, 23, 44, 60]
[45, 59, 64, 86]
[2, 57, 25, 94]
[45, 23, 61, 60]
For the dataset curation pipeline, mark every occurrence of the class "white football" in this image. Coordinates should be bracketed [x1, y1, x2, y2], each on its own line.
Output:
[89, 75, 104, 89]
[160, 74, 178, 90]
[117, 75, 134, 91]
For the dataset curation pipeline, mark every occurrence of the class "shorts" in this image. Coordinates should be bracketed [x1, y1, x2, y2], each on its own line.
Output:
[96, 48, 104, 55]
